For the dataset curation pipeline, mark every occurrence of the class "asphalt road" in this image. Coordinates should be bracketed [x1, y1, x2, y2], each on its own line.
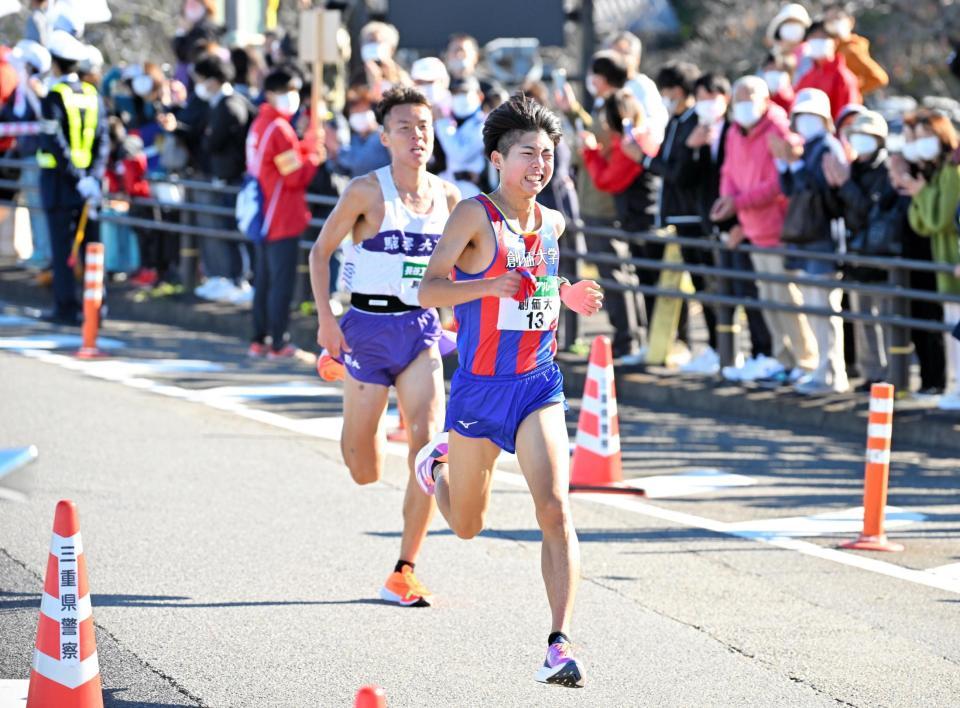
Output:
[1, 310, 959, 707]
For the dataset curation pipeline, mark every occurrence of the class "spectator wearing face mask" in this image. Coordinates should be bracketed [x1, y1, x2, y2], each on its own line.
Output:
[826, 110, 903, 390]
[688, 73, 772, 376]
[445, 33, 482, 83]
[331, 80, 390, 178]
[899, 110, 960, 410]
[359, 21, 409, 101]
[766, 3, 813, 84]
[636, 61, 701, 361]
[713, 76, 817, 384]
[771, 87, 848, 394]
[172, 0, 222, 87]
[761, 53, 795, 114]
[823, 3, 888, 96]
[572, 51, 637, 359]
[246, 67, 322, 358]
[793, 21, 861, 123]
[435, 77, 486, 198]
[191, 53, 256, 304]
[410, 56, 451, 176]
[606, 31, 668, 148]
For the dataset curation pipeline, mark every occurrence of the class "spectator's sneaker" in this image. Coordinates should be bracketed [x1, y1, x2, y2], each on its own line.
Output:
[129, 268, 158, 288]
[680, 346, 720, 375]
[618, 346, 648, 366]
[227, 281, 254, 305]
[379, 564, 432, 607]
[741, 354, 785, 382]
[195, 277, 232, 301]
[794, 377, 847, 396]
[247, 342, 268, 358]
[937, 391, 960, 411]
[267, 344, 299, 360]
[535, 638, 585, 688]
[414, 432, 448, 496]
[756, 364, 803, 387]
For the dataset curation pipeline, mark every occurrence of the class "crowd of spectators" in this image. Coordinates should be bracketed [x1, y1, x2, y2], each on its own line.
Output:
[2, 1, 960, 406]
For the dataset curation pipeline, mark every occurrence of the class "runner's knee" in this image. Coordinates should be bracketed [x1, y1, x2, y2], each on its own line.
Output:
[450, 512, 485, 540]
[535, 497, 571, 536]
[348, 464, 380, 485]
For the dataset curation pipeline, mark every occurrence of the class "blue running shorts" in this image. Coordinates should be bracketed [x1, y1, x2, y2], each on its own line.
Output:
[339, 307, 441, 386]
[444, 362, 567, 454]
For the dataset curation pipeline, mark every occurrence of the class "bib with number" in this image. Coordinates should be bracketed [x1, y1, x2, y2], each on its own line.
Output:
[497, 275, 561, 331]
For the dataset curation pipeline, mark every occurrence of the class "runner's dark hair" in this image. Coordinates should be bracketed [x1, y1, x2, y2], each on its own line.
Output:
[482, 92, 562, 160]
[375, 86, 431, 128]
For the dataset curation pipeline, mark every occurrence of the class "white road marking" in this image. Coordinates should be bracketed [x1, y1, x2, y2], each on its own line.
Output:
[725, 506, 925, 538]
[628, 470, 755, 499]
[0, 679, 28, 707]
[10, 346, 960, 596]
[927, 563, 960, 581]
[0, 334, 124, 351]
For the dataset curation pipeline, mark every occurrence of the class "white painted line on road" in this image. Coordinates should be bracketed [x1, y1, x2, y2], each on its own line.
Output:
[725, 506, 925, 538]
[0, 679, 28, 708]
[0, 334, 124, 351]
[12, 347, 960, 597]
[928, 563, 960, 581]
[629, 470, 755, 499]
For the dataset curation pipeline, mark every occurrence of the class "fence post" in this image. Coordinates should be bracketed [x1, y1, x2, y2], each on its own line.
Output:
[179, 188, 198, 292]
[558, 225, 585, 351]
[888, 265, 911, 393]
[711, 233, 736, 367]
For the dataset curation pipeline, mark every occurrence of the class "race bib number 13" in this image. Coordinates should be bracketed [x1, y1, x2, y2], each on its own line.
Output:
[497, 276, 560, 331]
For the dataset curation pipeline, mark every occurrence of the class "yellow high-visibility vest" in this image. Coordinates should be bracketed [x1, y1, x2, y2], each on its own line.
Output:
[36, 82, 99, 170]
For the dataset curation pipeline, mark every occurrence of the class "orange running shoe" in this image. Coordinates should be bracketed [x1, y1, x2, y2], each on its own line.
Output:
[379, 564, 432, 607]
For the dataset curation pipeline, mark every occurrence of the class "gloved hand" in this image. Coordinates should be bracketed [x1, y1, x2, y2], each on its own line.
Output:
[512, 267, 538, 302]
[560, 279, 604, 316]
[76, 176, 101, 204]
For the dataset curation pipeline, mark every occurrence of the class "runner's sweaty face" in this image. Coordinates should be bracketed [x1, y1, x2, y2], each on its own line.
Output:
[493, 130, 555, 198]
[381, 103, 434, 169]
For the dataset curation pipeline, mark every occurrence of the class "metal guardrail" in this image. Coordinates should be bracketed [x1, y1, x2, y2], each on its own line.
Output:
[0, 156, 953, 393]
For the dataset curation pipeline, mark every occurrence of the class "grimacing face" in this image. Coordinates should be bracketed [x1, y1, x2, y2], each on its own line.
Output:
[492, 129, 555, 198]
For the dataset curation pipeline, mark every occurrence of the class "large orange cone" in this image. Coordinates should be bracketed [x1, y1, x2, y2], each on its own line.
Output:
[570, 336, 644, 495]
[27, 500, 103, 707]
[76, 242, 105, 360]
[841, 383, 903, 552]
[355, 685, 387, 707]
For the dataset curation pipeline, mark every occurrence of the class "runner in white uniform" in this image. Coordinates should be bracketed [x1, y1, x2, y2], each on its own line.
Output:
[309, 87, 460, 606]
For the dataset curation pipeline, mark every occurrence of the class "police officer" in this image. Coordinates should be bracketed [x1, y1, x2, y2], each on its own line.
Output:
[37, 30, 107, 325]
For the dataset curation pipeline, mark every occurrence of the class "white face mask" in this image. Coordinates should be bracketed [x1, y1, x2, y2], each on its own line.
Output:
[694, 97, 725, 125]
[794, 113, 826, 140]
[131, 74, 154, 98]
[913, 136, 942, 162]
[778, 22, 806, 43]
[273, 90, 300, 116]
[193, 81, 212, 102]
[348, 109, 376, 134]
[901, 141, 920, 163]
[451, 92, 481, 118]
[447, 58, 467, 75]
[848, 133, 879, 157]
[361, 42, 390, 63]
[826, 19, 852, 40]
[763, 70, 786, 94]
[806, 38, 835, 60]
[732, 100, 764, 128]
[184, 0, 206, 24]
[587, 75, 602, 97]
[661, 94, 677, 114]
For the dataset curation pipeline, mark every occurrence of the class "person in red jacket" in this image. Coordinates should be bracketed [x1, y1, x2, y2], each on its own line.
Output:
[793, 21, 861, 122]
[246, 67, 322, 358]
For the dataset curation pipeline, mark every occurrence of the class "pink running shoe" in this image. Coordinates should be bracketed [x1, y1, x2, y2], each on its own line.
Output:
[535, 639, 585, 688]
[414, 432, 448, 496]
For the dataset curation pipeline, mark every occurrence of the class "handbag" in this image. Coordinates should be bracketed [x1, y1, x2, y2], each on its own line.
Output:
[850, 199, 903, 256]
[781, 189, 828, 245]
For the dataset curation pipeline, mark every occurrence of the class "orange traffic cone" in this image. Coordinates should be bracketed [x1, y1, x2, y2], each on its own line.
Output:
[841, 383, 903, 552]
[27, 500, 103, 707]
[355, 685, 387, 708]
[569, 336, 644, 495]
[76, 243, 105, 360]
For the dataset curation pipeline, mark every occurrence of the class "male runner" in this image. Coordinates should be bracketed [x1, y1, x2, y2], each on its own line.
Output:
[309, 86, 460, 607]
[415, 94, 603, 687]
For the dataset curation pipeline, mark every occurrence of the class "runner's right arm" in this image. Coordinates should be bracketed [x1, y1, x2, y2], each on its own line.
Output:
[419, 200, 522, 307]
[309, 177, 375, 356]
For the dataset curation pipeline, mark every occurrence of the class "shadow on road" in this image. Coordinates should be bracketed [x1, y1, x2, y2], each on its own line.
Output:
[0, 591, 390, 611]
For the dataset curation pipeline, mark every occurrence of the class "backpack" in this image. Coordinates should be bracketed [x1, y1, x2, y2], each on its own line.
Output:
[235, 120, 279, 242]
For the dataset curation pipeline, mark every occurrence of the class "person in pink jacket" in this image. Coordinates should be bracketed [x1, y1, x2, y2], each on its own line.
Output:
[709, 75, 817, 383]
